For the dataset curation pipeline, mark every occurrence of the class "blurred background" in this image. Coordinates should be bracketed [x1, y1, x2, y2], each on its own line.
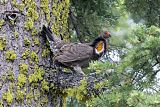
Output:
[67, 0, 160, 106]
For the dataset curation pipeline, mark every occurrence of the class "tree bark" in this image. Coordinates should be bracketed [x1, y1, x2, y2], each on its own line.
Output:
[0, 1, 107, 107]
[0, 0, 71, 106]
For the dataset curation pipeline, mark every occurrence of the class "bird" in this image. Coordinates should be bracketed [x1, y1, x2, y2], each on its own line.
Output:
[41, 26, 111, 75]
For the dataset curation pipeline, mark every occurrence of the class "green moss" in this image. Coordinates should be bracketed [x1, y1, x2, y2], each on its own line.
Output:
[17, 74, 26, 88]
[27, 1, 36, 10]
[25, 18, 34, 30]
[29, 73, 43, 83]
[26, 92, 33, 100]
[5, 50, 17, 61]
[28, 74, 36, 83]
[9, 20, 15, 25]
[21, 0, 32, 4]
[31, 28, 38, 36]
[26, 8, 34, 16]
[34, 66, 45, 75]
[32, 83, 40, 88]
[37, 103, 42, 107]
[0, 19, 5, 28]
[41, 95, 48, 105]
[41, 80, 49, 91]
[34, 89, 40, 101]
[40, 0, 50, 21]
[26, 92, 33, 105]
[0, 0, 9, 4]
[11, 0, 25, 11]
[65, 79, 88, 102]
[42, 48, 50, 57]
[7, 70, 14, 82]
[9, 83, 14, 91]
[15, 89, 25, 101]
[0, 81, 2, 90]
[19, 64, 29, 75]
[33, 37, 40, 46]
[1, 74, 7, 82]
[51, 0, 70, 40]
[26, 8, 39, 21]
[11, 0, 16, 5]
[16, 3, 25, 11]
[2, 90, 13, 105]
[0, 100, 3, 107]
[28, 66, 44, 83]
[14, 31, 19, 38]
[0, 37, 6, 50]
[24, 37, 31, 46]
[22, 49, 30, 59]
[30, 51, 39, 63]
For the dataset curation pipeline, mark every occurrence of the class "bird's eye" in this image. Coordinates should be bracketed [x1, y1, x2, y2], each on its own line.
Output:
[105, 32, 109, 36]
[105, 32, 111, 38]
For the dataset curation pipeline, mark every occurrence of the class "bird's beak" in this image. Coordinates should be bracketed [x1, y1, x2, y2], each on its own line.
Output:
[108, 33, 111, 38]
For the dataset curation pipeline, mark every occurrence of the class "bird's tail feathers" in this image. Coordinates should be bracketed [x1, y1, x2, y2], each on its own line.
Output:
[42, 25, 54, 42]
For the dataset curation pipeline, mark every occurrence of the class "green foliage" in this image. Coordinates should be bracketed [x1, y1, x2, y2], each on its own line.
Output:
[89, 90, 160, 107]
[88, 61, 115, 73]
[69, 0, 122, 42]
[118, 25, 160, 88]
[127, 91, 160, 107]
[124, 0, 160, 27]
[87, 24, 160, 107]
[88, 86, 129, 107]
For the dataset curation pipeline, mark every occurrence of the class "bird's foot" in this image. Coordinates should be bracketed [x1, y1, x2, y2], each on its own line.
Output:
[73, 66, 85, 76]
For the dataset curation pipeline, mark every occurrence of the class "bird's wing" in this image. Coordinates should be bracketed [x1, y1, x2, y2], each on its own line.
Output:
[55, 43, 93, 63]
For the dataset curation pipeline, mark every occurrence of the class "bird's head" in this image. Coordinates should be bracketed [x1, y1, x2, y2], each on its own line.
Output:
[99, 31, 111, 39]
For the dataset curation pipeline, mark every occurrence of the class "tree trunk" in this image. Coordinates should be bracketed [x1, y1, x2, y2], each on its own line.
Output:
[0, 0, 71, 106]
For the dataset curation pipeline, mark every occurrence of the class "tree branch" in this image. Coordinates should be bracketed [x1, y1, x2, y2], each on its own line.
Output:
[69, 7, 85, 43]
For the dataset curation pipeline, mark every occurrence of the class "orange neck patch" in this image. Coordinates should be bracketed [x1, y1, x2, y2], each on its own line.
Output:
[95, 41, 104, 54]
